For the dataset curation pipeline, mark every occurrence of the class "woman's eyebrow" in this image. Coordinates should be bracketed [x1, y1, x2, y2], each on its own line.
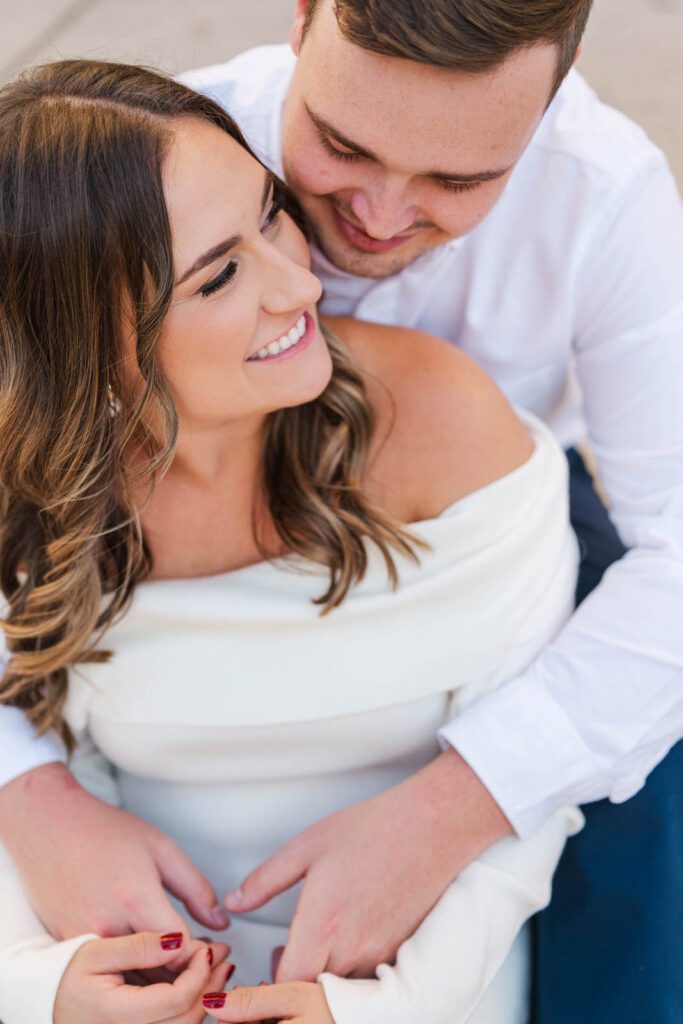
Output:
[175, 169, 275, 287]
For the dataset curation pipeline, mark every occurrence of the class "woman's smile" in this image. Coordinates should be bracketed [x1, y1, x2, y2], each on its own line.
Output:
[246, 310, 316, 364]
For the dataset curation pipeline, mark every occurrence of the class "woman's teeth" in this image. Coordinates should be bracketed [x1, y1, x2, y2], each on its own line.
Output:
[250, 315, 307, 361]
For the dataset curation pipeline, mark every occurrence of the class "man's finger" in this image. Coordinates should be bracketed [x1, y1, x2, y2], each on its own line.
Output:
[202, 982, 302, 1021]
[224, 839, 309, 913]
[275, 901, 329, 982]
[155, 835, 231, 931]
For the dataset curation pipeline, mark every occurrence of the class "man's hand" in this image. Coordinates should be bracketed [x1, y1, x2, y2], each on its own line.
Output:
[0, 763, 230, 954]
[225, 749, 512, 982]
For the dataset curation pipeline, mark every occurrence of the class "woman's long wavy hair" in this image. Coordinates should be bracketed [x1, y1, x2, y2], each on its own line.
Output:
[0, 60, 422, 751]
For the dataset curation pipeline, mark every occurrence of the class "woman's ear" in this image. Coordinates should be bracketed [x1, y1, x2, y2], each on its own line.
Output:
[290, 0, 310, 57]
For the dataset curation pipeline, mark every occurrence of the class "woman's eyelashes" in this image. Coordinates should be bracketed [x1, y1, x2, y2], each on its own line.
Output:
[198, 188, 286, 299]
[263, 187, 285, 228]
[200, 260, 238, 297]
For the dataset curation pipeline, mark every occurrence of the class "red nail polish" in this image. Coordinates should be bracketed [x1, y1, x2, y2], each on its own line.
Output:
[160, 932, 183, 950]
[202, 992, 227, 1009]
[225, 962, 236, 982]
[207, 947, 214, 966]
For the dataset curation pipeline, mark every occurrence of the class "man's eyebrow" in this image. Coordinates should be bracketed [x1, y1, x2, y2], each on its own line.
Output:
[176, 169, 275, 287]
[307, 104, 379, 162]
[306, 103, 511, 185]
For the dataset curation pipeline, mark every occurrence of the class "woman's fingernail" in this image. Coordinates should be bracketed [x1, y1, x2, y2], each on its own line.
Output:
[225, 962, 236, 982]
[160, 932, 183, 950]
[202, 992, 227, 1009]
[207, 947, 214, 966]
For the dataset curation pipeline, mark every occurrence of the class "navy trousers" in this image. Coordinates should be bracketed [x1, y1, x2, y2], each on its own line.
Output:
[531, 449, 683, 1023]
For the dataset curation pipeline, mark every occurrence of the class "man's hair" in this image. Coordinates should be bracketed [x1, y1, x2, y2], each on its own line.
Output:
[303, 0, 594, 98]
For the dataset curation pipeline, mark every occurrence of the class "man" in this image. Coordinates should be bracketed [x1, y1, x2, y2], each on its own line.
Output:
[1, 2, 682, 1021]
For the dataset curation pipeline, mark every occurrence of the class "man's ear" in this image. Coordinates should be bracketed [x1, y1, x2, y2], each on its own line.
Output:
[573, 44, 583, 67]
[290, 0, 309, 57]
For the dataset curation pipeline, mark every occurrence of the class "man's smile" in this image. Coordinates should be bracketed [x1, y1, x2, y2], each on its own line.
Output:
[330, 203, 419, 253]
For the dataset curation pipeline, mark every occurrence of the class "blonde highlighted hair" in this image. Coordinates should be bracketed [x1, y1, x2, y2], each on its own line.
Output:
[0, 60, 421, 751]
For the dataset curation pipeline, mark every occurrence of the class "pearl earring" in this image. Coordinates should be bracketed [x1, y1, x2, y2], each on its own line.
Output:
[107, 384, 121, 417]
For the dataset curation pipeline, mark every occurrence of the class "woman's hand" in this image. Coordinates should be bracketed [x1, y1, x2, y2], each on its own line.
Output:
[54, 931, 233, 1024]
[202, 981, 334, 1024]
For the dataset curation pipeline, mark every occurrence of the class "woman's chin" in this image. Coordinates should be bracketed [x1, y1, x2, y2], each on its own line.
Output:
[261, 335, 334, 412]
[283, 354, 335, 411]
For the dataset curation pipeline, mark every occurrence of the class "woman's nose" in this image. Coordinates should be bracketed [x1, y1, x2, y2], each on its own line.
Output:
[261, 251, 323, 315]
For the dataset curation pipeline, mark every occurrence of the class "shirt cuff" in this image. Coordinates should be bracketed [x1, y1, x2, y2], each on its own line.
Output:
[438, 666, 604, 838]
[319, 968, 410, 1024]
[0, 933, 97, 1024]
[0, 707, 66, 790]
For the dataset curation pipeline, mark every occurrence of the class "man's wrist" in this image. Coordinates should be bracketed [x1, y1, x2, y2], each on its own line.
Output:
[418, 748, 513, 859]
[0, 762, 82, 846]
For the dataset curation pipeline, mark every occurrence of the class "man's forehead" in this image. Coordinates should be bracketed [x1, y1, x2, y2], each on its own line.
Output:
[295, 6, 558, 175]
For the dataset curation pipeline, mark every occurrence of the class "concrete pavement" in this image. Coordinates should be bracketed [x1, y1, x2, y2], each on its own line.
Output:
[0, 0, 681, 185]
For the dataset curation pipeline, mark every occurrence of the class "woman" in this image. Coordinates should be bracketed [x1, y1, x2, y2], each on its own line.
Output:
[0, 61, 581, 1024]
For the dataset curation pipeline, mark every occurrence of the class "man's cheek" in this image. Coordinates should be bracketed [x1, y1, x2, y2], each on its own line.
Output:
[289, 151, 349, 201]
[436, 191, 504, 239]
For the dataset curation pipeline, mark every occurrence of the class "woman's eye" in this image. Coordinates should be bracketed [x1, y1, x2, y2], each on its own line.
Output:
[199, 260, 238, 298]
[197, 186, 286, 299]
[262, 188, 286, 231]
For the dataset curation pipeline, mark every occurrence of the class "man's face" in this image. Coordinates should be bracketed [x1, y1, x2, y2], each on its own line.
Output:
[281, 0, 559, 278]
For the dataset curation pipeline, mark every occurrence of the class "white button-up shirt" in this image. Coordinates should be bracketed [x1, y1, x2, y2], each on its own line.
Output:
[3, 45, 683, 838]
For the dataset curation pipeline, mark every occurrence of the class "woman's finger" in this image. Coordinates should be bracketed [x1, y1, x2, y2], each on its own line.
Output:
[202, 982, 303, 1021]
[79, 931, 190, 975]
[110, 944, 229, 1023]
[167, 959, 235, 1024]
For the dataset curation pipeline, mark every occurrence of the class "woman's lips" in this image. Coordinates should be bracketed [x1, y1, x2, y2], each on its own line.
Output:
[246, 310, 316, 365]
[331, 205, 416, 253]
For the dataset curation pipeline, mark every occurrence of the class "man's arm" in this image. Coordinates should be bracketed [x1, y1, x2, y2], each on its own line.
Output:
[319, 804, 582, 1024]
[0, 730, 230, 944]
[228, 748, 513, 981]
[444, 149, 683, 836]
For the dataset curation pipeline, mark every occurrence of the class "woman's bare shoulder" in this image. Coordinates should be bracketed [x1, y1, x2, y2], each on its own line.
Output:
[325, 316, 534, 522]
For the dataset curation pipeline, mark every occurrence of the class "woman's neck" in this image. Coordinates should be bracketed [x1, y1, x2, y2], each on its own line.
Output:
[136, 412, 279, 580]
[169, 412, 266, 490]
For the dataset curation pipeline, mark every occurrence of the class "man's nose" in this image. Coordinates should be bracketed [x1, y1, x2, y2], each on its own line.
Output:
[349, 183, 417, 240]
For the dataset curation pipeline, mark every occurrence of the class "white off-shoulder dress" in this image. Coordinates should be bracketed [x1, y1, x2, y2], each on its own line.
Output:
[0, 413, 583, 1024]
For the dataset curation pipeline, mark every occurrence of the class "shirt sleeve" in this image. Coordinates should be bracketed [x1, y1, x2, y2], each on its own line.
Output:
[0, 642, 67, 789]
[319, 805, 583, 1024]
[441, 151, 683, 837]
[0, 705, 67, 789]
[0, 731, 114, 1024]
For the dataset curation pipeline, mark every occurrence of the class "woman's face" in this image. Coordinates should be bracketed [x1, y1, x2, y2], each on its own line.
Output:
[151, 116, 331, 431]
